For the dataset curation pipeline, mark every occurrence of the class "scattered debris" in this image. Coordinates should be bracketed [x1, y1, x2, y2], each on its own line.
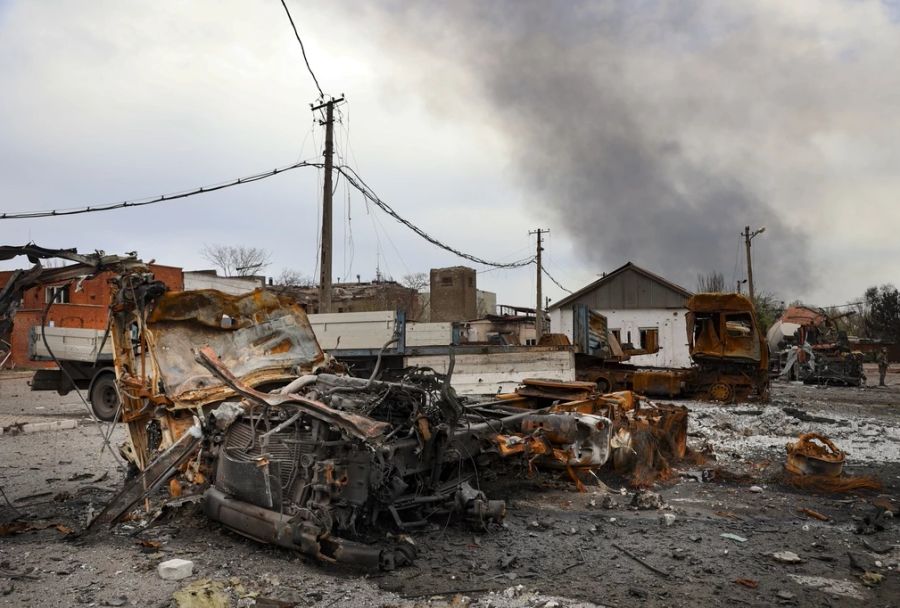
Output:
[798, 507, 830, 522]
[720, 533, 747, 543]
[749, 485, 763, 493]
[860, 572, 884, 587]
[734, 578, 759, 589]
[787, 574, 865, 600]
[783, 433, 882, 493]
[630, 489, 665, 510]
[172, 579, 228, 608]
[785, 433, 845, 477]
[771, 551, 804, 564]
[158, 558, 194, 581]
[660, 513, 676, 526]
[612, 543, 671, 579]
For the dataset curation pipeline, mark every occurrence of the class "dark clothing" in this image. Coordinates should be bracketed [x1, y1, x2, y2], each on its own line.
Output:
[876, 352, 889, 386]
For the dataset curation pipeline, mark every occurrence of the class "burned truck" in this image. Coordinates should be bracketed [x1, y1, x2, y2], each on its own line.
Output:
[2, 245, 635, 568]
[575, 293, 769, 402]
[768, 305, 865, 386]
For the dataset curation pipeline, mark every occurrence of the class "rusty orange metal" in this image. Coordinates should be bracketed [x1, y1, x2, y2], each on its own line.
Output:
[785, 433, 845, 477]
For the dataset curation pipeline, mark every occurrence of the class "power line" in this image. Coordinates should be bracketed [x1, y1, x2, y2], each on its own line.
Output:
[0, 161, 323, 220]
[278, 0, 324, 99]
[542, 266, 572, 294]
[336, 164, 533, 269]
[2, 158, 534, 270]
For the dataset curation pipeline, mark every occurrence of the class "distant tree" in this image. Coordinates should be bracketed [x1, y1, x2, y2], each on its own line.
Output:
[696, 271, 725, 293]
[863, 284, 900, 342]
[201, 245, 271, 277]
[401, 272, 429, 292]
[752, 291, 785, 334]
[274, 268, 314, 287]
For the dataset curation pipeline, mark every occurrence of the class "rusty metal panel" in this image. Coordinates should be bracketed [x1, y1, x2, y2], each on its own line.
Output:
[632, 370, 684, 398]
[147, 289, 325, 407]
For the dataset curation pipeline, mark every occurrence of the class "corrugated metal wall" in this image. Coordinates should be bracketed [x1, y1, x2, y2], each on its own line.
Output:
[566, 268, 687, 310]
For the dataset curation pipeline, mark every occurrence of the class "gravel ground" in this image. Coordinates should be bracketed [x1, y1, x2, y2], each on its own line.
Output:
[1, 368, 898, 607]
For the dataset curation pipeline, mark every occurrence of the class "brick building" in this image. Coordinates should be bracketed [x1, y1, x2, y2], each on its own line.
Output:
[274, 280, 423, 319]
[429, 266, 477, 322]
[0, 264, 183, 369]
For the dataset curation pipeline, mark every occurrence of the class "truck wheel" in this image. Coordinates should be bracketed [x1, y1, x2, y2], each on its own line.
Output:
[89, 374, 120, 421]
[708, 382, 734, 403]
[595, 378, 611, 394]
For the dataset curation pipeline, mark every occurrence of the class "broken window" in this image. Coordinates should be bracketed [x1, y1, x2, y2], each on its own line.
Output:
[45, 285, 70, 304]
[725, 313, 753, 338]
[441, 276, 453, 286]
[640, 327, 659, 352]
[610, 329, 621, 344]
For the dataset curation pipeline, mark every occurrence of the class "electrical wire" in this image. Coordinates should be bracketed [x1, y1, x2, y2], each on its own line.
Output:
[278, 0, 324, 99]
[336, 164, 534, 269]
[542, 266, 573, 294]
[0, 161, 323, 220]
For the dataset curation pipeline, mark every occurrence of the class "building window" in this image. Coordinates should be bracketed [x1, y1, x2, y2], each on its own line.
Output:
[640, 327, 659, 352]
[525, 338, 537, 346]
[45, 285, 70, 304]
[610, 329, 621, 344]
[441, 276, 453, 286]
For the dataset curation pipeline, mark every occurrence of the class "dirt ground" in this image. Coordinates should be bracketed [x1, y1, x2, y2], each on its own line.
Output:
[1, 365, 898, 607]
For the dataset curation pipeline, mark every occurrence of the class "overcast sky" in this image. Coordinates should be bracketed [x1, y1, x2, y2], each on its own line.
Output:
[1, 1, 898, 308]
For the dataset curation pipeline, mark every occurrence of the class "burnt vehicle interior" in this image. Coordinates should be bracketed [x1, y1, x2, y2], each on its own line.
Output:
[686, 294, 769, 402]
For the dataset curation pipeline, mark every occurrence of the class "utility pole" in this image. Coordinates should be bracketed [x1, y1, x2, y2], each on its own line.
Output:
[312, 96, 344, 313]
[742, 225, 765, 302]
[529, 228, 548, 342]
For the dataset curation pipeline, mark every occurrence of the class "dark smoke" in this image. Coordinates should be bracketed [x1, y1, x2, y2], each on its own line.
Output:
[359, 1, 815, 294]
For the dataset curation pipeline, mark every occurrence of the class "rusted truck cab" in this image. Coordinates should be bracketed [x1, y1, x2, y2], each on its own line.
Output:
[686, 293, 769, 402]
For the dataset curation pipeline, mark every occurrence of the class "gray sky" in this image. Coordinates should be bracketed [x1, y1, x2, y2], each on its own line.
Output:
[1, 1, 898, 309]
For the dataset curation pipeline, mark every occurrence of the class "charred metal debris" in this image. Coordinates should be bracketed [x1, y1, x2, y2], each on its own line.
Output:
[100, 283, 696, 569]
[0, 247, 698, 570]
[768, 306, 865, 386]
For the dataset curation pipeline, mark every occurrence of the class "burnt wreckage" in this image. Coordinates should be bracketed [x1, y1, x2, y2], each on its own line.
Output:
[3, 246, 648, 569]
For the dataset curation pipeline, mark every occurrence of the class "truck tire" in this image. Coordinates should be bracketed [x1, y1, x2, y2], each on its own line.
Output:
[89, 373, 120, 421]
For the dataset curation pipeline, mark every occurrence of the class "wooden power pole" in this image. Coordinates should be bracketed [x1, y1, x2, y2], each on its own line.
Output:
[742, 225, 765, 302]
[529, 228, 548, 342]
[312, 96, 344, 313]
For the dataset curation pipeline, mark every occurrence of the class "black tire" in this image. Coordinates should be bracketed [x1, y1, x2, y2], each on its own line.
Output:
[89, 373, 120, 421]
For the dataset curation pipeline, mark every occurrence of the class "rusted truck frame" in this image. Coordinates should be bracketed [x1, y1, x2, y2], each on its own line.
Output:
[575, 294, 769, 402]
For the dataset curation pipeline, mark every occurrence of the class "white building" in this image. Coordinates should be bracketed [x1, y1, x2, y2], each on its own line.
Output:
[548, 262, 694, 368]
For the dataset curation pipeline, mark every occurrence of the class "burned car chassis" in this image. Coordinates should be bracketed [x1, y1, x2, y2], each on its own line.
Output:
[39, 260, 610, 570]
[2, 247, 680, 570]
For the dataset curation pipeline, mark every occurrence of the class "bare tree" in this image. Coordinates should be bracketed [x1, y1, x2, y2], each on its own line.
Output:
[696, 271, 725, 293]
[201, 245, 271, 277]
[274, 268, 315, 287]
[401, 272, 428, 292]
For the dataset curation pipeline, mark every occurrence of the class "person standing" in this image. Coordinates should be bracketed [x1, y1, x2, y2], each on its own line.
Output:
[876, 347, 889, 387]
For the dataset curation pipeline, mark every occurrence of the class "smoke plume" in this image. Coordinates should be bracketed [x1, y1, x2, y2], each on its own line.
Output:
[353, 0, 900, 294]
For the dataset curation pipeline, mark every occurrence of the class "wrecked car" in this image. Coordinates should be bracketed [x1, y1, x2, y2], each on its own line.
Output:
[768, 305, 865, 386]
[1, 246, 701, 569]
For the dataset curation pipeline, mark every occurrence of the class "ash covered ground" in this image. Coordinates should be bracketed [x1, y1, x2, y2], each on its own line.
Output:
[1, 366, 898, 608]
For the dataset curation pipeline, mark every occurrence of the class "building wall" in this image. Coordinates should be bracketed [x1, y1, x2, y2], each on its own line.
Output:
[550, 306, 691, 368]
[276, 282, 422, 319]
[561, 267, 688, 311]
[0, 264, 183, 369]
[430, 266, 477, 322]
[476, 289, 497, 317]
